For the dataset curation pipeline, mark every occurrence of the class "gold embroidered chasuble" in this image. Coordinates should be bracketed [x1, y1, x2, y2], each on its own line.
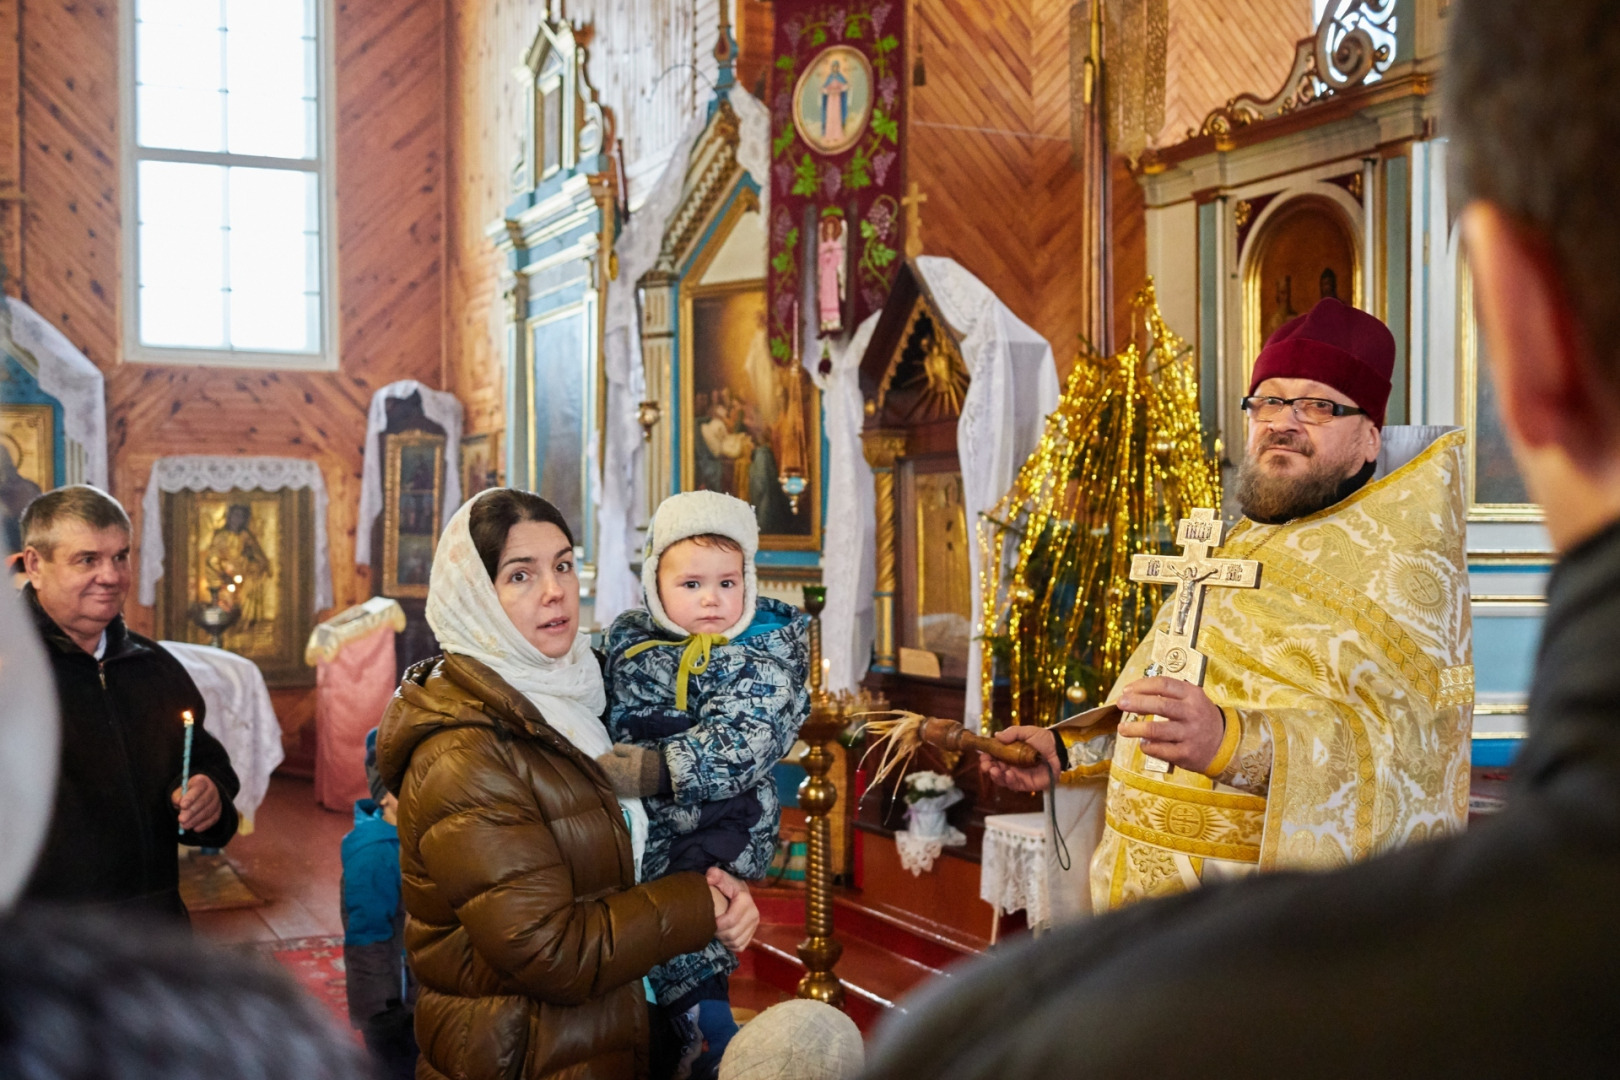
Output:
[1061, 428, 1475, 912]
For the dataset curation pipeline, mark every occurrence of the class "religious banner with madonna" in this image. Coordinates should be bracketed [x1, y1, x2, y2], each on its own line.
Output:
[767, 0, 907, 361]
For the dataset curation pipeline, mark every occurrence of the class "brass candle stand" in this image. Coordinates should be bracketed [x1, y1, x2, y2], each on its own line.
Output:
[796, 585, 842, 1004]
[794, 586, 887, 1007]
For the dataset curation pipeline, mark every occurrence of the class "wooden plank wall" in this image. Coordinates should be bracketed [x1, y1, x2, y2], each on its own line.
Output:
[1160, 0, 1314, 145]
[0, 0, 20, 286]
[909, 0, 1101, 371]
[11, 0, 448, 752]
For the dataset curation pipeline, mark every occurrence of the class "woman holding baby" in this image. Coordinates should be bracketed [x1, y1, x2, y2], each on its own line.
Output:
[376, 488, 760, 1080]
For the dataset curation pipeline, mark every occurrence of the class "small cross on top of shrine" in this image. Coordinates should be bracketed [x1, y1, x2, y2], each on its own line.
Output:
[1128, 508, 1263, 773]
[902, 181, 927, 260]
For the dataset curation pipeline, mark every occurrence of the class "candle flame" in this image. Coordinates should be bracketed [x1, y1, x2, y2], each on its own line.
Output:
[182, 710, 194, 725]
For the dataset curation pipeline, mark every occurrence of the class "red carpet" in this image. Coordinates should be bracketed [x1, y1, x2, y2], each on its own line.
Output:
[260, 935, 354, 1036]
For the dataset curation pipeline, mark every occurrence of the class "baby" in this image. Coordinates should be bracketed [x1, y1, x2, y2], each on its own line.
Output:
[599, 490, 809, 1080]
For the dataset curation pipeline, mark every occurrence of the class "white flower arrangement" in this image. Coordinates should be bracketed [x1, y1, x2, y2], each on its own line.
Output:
[903, 770, 956, 805]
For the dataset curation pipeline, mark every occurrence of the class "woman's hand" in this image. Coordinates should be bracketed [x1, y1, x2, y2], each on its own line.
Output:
[706, 867, 760, 952]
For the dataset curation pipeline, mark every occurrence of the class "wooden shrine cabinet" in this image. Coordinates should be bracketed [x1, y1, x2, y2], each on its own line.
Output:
[858, 262, 974, 721]
[853, 263, 1037, 849]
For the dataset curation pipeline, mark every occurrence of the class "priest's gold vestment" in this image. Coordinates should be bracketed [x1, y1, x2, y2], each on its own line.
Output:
[1059, 427, 1474, 912]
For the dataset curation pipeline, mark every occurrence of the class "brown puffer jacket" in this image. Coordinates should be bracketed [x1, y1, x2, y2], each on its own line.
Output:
[376, 653, 717, 1080]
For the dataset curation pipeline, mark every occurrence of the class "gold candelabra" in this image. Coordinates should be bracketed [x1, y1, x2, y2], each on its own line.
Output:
[796, 585, 843, 1005]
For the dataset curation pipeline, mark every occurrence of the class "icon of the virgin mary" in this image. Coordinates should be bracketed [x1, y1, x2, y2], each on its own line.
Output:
[820, 60, 850, 144]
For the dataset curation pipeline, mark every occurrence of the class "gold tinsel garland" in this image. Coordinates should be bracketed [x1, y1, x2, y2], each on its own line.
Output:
[976, 280, 1218, 729]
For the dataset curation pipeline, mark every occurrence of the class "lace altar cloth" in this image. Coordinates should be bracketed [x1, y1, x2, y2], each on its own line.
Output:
[895, 824, 967, 876]
[138, 456, 333, 611]
[1, 296, 108, 488]
[162, 641, 286, 827]
[355, 380, 463, 566]
[980, 811, 1051, 931]
[595, 88, 772, 627]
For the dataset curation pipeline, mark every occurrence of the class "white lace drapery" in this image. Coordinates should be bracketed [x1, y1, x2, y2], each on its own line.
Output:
[814, 313, 880, 694]
[980, 811, 1052, 931]
[595, 89, 772, 627]
[355, 380, 463, 566]
[817, 259, 1060, 720]
[2, 296, 109, 488]
[138, 456, 333, 611]
[161, 641, 286, 827]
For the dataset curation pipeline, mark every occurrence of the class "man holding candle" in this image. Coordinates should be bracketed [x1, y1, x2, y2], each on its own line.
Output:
[18, 485, 239, 919]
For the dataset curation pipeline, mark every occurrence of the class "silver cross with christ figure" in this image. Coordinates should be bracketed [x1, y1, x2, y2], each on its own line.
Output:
[1127, 508, 1262, 774]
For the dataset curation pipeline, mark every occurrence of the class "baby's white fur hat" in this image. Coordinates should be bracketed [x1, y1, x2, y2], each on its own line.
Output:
[642, 490, 759, 640]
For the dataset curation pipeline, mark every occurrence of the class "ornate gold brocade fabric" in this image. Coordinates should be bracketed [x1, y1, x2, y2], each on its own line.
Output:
[1067, 429, 1474, 911]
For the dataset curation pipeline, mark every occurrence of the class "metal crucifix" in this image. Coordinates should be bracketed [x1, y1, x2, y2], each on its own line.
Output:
[1127, 508, 1262, 774]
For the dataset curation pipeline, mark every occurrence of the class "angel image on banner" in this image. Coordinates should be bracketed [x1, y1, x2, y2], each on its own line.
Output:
[818, 213, 848, 333]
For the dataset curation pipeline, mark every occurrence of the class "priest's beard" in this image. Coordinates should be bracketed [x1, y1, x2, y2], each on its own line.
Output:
[1236, 432, 1365, 524]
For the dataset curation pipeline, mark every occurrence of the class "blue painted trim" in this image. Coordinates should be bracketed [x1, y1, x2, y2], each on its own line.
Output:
[1384, 157, 1410, 425]
[1197, 201, 1220, 446]
[670, 174, 765, 504]
[678, 177, 763, 281]
[1472, 738, 1520, 768]
[528, 281, 592, 321]
[517, 219, 603, 273]
[1468, 562, 1554, 573]
[758, 550, 821, 568]
[0, 352, 67, 486]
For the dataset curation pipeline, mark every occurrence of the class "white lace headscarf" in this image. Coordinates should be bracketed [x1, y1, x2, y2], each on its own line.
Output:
[426, 491, 647, 872]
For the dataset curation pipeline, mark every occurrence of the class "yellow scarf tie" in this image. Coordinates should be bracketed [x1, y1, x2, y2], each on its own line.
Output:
[622, 632, 729, 711]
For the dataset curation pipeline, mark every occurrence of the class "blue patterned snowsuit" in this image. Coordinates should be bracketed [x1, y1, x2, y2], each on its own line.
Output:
[604, 597, 809, 1009]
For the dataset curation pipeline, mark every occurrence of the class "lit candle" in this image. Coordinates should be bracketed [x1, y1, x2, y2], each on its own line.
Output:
[178, 710, 195, 835]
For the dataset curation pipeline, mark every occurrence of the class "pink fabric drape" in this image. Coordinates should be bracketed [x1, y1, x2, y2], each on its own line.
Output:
[313, 623, 396, 811]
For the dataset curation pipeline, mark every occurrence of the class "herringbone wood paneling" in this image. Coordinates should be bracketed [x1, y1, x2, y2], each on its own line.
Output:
[1159, 0, 1313, 145]
[14, 0, 448, 747]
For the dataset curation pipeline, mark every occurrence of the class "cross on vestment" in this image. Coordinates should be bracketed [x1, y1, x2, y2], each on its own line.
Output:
[1127, 508, 1262, 774]
[902, 182, 927, 259]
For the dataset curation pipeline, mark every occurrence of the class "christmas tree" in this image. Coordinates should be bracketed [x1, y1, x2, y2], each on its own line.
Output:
[977, 280, 1219, 729]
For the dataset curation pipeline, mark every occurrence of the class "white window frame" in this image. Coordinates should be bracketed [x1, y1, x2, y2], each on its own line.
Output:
[118, 0, 340, 371]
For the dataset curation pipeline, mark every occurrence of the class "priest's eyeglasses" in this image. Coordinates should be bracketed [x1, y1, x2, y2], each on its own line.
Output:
[1240, 395, 1367, 425]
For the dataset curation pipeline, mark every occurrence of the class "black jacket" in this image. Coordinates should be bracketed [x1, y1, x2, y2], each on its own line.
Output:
[23, 588, 240, 919]
[865, 520, 1620, 1078]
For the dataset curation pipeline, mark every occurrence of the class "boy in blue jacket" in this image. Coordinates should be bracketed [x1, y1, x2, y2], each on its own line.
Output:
[341, 729, 416, 1080]
[598, 491, 809, 1080]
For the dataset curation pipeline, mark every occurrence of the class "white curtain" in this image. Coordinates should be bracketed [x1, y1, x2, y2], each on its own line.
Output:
[355, 380, 463, 566]
[817, 258, 1060, 727]
[2, 296, 108, 488]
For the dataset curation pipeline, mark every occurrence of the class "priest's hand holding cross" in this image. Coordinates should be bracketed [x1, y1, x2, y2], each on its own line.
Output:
[1116, 677, 1229, 773]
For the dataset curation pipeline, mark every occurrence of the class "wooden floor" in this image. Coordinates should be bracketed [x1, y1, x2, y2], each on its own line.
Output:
[191, 775, 350, 945]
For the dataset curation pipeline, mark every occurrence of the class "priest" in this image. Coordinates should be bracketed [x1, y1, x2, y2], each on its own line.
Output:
[982, 297, 1473, 912]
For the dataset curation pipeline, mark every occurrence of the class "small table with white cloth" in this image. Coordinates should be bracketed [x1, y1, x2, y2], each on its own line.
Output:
[161, 641, 285, 831]
[979, 811, 1052, 942]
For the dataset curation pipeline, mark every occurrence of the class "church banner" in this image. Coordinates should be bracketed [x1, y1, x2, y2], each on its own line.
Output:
[767, 0, 906, 362]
